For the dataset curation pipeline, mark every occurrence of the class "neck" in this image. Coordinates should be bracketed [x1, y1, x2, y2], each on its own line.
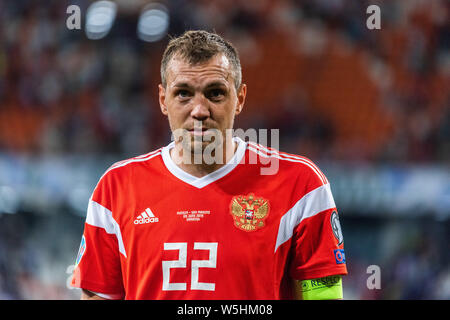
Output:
[170, 138, 237, 178]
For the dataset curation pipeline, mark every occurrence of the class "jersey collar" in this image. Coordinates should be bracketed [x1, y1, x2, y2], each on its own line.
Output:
[161, 136, 247, 189]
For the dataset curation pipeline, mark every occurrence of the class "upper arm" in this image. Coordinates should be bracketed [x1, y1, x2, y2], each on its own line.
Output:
[70, 171, 126, 298]
[81, 289, 107, 300]
[81, 289, 124, 300]
[287, 163, 347, 295]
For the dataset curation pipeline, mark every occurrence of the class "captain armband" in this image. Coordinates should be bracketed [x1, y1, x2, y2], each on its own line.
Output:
[296, 275, 343, 300]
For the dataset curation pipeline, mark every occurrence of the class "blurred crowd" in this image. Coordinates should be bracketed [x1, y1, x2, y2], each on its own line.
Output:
[0, 0, 449, 299]
[0, 210, 81, 299]
[342, 216, 450, 300]
[0, 0, 448, 162]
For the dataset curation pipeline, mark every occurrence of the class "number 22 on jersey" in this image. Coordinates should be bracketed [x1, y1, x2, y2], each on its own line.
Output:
[162, 242, 218, 291]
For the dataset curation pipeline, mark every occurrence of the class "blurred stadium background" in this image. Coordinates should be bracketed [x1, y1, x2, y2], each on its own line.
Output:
[0, 0, 449, 299]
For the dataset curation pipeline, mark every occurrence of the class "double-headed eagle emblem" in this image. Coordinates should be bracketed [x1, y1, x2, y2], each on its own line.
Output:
[230, 193, 270, 232]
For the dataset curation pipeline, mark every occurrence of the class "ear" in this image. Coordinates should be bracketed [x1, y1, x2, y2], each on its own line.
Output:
[159, 84, 168, 116]
[235, 83, 247, 115]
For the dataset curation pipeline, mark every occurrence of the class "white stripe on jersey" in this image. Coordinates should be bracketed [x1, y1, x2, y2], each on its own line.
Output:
[86, 199, 127, 258]
[248, 142, 328, 184]
[93, 150, 162, 194]
[108, 149, 162, 171]
[274, 183, 336, 253]
[247, 144, 328, 185]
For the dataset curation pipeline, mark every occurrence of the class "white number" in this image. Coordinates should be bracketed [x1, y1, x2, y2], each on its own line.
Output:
[162, 242, 187, 291]
[191, 242, 217, 291]
[162, 242, 218, 291]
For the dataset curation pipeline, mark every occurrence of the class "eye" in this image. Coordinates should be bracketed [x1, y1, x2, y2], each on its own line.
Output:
[175, 89, 191, 99]
[207, 88, 225, 101]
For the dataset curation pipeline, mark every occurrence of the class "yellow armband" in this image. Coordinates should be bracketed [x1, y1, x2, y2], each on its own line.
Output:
[295, 275, 343, 300]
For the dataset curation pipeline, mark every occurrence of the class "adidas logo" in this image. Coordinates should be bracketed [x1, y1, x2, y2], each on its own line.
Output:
[134, 208, 159, 224]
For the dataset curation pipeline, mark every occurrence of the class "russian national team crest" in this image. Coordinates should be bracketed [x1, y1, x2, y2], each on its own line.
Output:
[230, 193, 270, 232]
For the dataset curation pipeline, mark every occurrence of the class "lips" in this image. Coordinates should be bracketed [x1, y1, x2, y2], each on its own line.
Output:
[186, 124, 214, 131]
[188, 128, 212, 136]
[187, 127, 209, 132]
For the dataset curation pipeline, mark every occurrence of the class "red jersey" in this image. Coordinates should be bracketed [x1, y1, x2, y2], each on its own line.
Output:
[71, 137, 347, 299]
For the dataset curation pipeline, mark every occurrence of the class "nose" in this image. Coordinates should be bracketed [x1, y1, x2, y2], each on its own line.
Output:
[190, 95, 210, 121]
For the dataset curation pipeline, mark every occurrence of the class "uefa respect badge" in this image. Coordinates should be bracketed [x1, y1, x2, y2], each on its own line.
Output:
[334, 249, 346, 264]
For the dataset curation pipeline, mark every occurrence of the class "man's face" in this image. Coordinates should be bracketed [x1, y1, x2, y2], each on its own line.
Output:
[159, 53, 246, 154]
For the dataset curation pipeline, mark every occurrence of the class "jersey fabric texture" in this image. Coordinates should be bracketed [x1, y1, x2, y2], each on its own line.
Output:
[71, 137, 347, 299]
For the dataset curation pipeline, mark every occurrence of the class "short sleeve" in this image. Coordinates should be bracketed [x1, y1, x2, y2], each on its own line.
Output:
[71, 172, 126, 297]
[288, 167, 348, 280]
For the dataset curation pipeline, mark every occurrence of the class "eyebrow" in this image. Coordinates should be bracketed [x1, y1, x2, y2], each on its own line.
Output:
[204, 81, 227, 89]
[172, 81, 228, 89]
[173, 82, 190, 88]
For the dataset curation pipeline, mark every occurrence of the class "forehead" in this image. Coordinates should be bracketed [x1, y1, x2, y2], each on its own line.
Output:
[165, 54, 233, 87]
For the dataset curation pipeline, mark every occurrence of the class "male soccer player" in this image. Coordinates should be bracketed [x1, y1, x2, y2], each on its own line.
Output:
[71, 30, 347, 300]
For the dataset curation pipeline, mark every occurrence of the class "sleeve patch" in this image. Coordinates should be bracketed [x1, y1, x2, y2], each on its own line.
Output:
[334, 249, 346, 264]
[75, 235, 86, 266]
[330, 211, 344, 245]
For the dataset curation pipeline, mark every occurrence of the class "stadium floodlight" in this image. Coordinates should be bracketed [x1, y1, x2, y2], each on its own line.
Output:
[137, 3, 169, 42]
[85, 0, 117, 40]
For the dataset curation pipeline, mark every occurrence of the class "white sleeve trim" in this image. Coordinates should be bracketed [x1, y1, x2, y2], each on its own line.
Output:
[86, 199, 127, 258]
[274, 183, 336, 253]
